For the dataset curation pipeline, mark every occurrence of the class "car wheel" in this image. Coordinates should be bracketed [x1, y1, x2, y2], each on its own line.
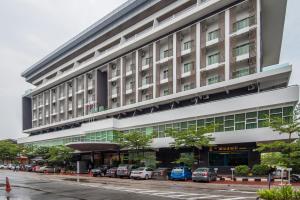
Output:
[145, 174, 149, 180]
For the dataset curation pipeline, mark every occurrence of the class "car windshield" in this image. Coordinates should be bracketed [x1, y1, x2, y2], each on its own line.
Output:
[195, 168, 209, 172]
[173, 167, 184, 172]
[136, 167, 145, 171]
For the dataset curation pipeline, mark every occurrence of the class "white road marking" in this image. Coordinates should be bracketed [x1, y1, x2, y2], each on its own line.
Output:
[185, 195, 221, 199]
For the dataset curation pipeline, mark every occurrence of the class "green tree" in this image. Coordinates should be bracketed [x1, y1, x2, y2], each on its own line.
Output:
[47, 145, 73, 167]
[173, 153, 195, 168]
[256, 105, 300, 169]
[171, 125, 215, 166]
[117, 131, 153, 164]
[0, 140, 20, 163]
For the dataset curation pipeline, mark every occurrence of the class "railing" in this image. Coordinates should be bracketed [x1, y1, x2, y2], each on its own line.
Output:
[233, 16, 256, 33]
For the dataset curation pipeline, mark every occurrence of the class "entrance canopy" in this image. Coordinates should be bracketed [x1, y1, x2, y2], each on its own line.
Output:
[66, 142, 120, 152]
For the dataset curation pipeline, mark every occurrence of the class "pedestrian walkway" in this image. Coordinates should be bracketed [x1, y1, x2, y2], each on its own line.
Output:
[78, 182, 257, 200]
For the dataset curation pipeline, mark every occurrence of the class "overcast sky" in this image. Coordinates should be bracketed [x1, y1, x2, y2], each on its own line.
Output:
[0, 0, 299, 140]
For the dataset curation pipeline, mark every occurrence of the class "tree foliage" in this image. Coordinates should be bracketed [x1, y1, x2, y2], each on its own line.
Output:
[0, 140, 20, 163]
[116, 131, 153, 163]
[170, 125, 215, 165]
[256, 104, 300, 170]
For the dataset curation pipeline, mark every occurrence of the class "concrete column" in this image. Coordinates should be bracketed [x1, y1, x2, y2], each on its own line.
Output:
[196, 22, 201, 88]
[172, 33, 177, 94]
[135, 51, 139, 101]
[49, 92, 52, 124]
[74, 78, 78, 117]
[84, 74, 87, 115]
[256, 0, 261, 73]
[225, 9, 230, 81]
[120, 57, 124, 106]
[153, 41, 157, 98]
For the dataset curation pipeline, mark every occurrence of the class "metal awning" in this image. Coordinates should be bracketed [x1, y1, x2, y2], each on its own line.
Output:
[66, 142, 120, 152]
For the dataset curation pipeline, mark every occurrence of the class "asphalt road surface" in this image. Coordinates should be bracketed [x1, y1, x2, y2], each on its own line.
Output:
[0, 170, 258, 200]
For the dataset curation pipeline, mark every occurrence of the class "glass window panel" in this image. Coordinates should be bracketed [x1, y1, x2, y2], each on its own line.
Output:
[235, 122, 245, 130]
[235, 114, 245, 122]
[246, 118, 257, 123]
[225, 115, 234, 120]
[197, 119, 205, 127]
[283, 106, 293, 116]
[225, 120, 234, 127]
[225, 127, 234, 132]
[270, 108, 282, 114]
[258, 110, 269, 119]
[173, 123, 180, 131]
[181, 122, 188, 129]
[258, 120, 268, 128]
[246, 112, 257, 118]
[188, 120, 196, 128]
[246, 123, 257, 129]
[215, 116, 224, 124]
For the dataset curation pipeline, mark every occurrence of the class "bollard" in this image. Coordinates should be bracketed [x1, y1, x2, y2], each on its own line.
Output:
[6, 177, 11, 193]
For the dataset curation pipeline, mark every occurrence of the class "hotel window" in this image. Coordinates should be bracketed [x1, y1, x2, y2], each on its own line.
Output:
[235, 113, 245, 130]
[233, 16, 254, 32]
[145, 57, 152, 65]
[197, 119, 205, 129]
[183, 63, 192, 73]
[225, 115, 234, 131]
[183, 41, 192, 50]
[163, 89, 169, 96]
[163, 69, 168, 79]
[188, 120, 197, 129]
[183, 84, 190, 91]
[246, 112, 257, 129]
[258, 110, 269, 128]
[270, 108, 283, 123]
[206, 118, 215, 126]
[234, 43, 250, 57]
[207, 75, 219, 85]
[283, 106, 294, 123]
[208, 53, 219, 65]
[215, 116, 224, 132]
[208, 29, 219, 41]
[163, 49, 170, 58]
[234, 67, 250, 78]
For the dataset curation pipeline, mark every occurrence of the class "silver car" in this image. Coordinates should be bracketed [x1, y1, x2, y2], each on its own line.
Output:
[192, 168, 217, 182]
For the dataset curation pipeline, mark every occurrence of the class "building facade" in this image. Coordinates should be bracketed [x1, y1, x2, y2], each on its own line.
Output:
[19, 0, 298, 171]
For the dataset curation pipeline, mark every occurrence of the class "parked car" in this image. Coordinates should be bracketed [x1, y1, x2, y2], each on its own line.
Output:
[291, 174, 300, 183]
[130, 167, 153, 180]
[91, 165, 109, 177]
[192, 167, 217, 182]
[106, 167, 118, 178]
[152, 167, 172, 180]
[0, 164, 8, 169]
[37, 166, 55, 173]
[8, 164, 15, 170]
[116, 164, 138, 178]
[25, 164, 33, 172]
[170, 166, 192, 181]
[32, 165, 41, 172]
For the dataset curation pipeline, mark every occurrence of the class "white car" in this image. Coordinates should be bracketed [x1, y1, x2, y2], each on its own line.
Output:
[130, 167, 153, 180]
[0, 164, 8, 169]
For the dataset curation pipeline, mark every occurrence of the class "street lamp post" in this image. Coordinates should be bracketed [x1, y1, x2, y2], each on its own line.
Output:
[230, 168, 235, 181]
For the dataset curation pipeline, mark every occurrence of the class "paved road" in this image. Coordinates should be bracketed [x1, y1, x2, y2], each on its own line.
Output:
[0, 170, 258, 200]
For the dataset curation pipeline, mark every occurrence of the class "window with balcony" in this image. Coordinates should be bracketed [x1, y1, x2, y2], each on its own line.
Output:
[145, 57, 152, 65]
[233, 67, 250, 78]
[163, 89, 169, 96]
[162, 69, 168, 79]
[207, 75, 219, 85]
[208, 29, 219, 41]
[208, 53, 219, 65]
[183, 41, 192, 50]
[142, 76, 151, 86]
[233, 16, 255, 32]
[162, 49, 170, 58]
[183, 63, 192, 73]
[234, 43, 250, 57]
[183, 84, 190, 91]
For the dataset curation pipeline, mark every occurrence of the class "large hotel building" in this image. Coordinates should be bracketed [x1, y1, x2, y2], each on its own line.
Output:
[19, 0, 299, 171]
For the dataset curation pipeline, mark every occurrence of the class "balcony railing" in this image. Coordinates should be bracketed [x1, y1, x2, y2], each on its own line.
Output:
[233, 16, 256, 32]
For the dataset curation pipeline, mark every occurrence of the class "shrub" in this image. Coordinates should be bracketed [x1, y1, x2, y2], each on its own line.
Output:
[235, 165, 249, 176]
[258, 186, 300, 200]
[252, 164, 270, 176]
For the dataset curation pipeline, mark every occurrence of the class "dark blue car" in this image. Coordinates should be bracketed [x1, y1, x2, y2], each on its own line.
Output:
[170, 166, 192, 181]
